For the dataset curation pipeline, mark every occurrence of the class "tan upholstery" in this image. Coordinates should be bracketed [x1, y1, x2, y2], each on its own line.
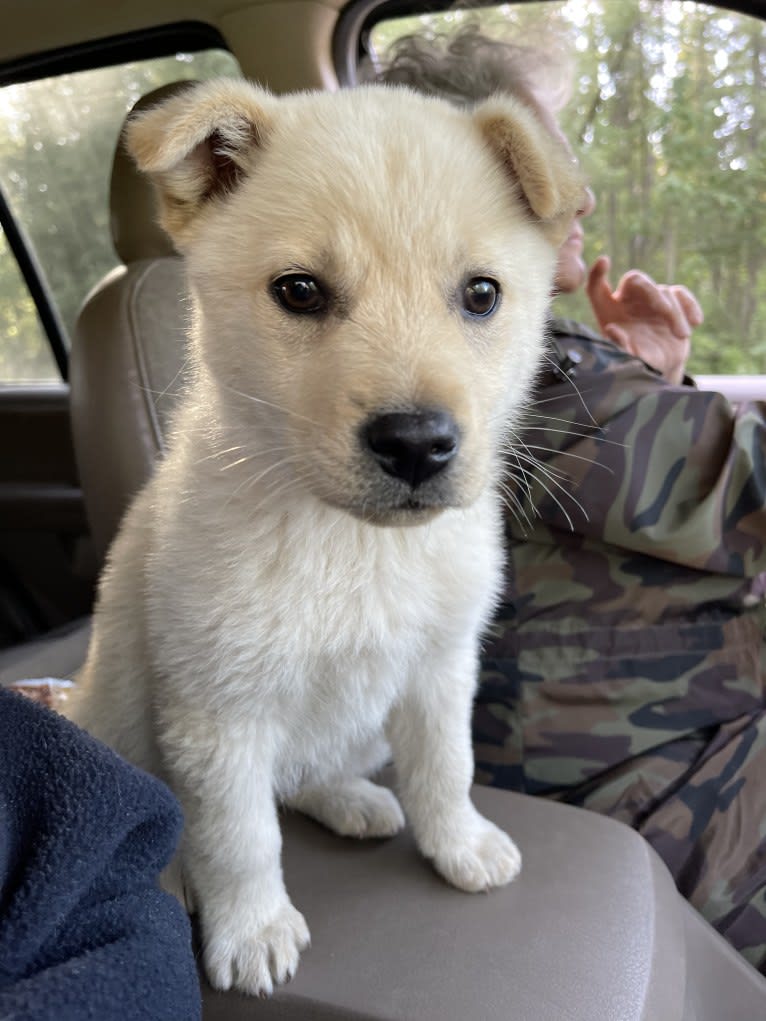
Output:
[0, 617, 90, 685]
[203, 784, 766, 1019]
[70, 83, 195, 562]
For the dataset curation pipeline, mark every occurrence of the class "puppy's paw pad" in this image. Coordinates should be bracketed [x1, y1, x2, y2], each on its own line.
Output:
[434, 821, 521, 892]
[204, 902, 310, 997]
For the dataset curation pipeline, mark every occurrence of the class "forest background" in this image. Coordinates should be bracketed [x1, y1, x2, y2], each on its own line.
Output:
[0, 0, 764, 379]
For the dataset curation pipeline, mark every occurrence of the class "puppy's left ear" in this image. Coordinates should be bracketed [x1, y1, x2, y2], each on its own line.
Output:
[472, 95, 586, 245]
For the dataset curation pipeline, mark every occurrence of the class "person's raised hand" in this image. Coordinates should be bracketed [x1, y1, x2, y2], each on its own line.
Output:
[585, 255, 703, 384]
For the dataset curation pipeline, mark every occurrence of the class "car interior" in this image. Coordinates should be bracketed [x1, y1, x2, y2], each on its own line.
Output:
[1, 0, 765, 1017]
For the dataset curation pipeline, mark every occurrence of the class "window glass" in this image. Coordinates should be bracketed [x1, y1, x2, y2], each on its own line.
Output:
[367, 2, 766, 376]
[0, 48, 240, 382]
[0, 224, 56, 382]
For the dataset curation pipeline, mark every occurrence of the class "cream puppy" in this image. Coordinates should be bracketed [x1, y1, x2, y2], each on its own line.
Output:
[70, 80, 583, 996]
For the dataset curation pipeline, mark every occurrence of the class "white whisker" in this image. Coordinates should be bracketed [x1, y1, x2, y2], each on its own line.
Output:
[512, 449, 571, 484]
[224, 454, 303, 510]
[496, 477, 534, 532]
[195, 444, 245, 465]
[514, 424, 626, 448]
[540, 352, 600, 428]
[221, 383, 323, 428]
[220, 455, 259, 472]
[519, 444, 615, 473]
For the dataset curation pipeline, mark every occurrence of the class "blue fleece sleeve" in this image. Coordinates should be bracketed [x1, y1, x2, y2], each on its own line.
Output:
[0, 687, 200, 1021]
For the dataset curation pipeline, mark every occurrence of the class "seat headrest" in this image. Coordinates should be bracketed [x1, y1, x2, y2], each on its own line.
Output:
[109, 80, 198, 265]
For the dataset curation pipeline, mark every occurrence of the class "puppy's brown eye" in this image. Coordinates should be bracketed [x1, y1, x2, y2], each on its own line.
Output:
[272, 274, 327, 314]
[462, 277, 500, 318]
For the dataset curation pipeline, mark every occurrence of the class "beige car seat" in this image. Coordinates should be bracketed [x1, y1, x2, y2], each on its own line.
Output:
[70, 81, 192, 564]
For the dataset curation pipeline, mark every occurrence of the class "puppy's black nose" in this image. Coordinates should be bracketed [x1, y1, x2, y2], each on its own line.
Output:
[365, 411, 459, 488]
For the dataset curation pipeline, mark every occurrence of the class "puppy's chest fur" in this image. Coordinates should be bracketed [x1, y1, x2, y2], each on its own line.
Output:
[146, 453, 501, 776]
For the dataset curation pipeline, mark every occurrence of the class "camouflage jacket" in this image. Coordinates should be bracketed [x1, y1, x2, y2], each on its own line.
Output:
[475, 318, 766, 796]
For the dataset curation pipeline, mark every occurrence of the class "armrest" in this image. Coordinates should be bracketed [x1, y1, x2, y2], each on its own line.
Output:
[201, 785, 766, 1020]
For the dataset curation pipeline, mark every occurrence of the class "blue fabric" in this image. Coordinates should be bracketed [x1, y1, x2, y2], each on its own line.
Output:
[0, 687, 201, 1020]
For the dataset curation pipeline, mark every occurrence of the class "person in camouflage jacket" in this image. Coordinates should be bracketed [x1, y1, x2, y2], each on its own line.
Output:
[474, 314, 766, 974]
[373, 25, 766, 974]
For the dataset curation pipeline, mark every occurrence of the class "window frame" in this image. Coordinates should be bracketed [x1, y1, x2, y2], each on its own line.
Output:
[334, 0, 766, 83]
[0, 20, 229, 383]
[334, 0, 452, 86]
[0, 183, 68, 379]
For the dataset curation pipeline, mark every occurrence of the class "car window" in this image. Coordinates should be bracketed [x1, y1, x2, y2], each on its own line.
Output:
[0, 224, 55, 382]
[365, 1, 766, 378]
[0, 47, 240, 384]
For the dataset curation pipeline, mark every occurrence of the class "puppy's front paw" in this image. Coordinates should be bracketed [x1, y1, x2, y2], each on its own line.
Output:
[203, 900, 310, 997]
[291, 777, 405, 839]
[432, 817, 521, 893]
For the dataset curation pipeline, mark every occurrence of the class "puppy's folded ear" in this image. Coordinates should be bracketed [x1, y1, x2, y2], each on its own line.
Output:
[126, 78, 275, 247]
[472, 95, 587, 245]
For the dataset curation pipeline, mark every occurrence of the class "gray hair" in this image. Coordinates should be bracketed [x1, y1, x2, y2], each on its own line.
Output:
[363, 22, 574, 114]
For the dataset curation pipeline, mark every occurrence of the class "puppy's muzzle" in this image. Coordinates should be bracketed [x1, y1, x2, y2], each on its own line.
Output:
[364, 410, 460, 489]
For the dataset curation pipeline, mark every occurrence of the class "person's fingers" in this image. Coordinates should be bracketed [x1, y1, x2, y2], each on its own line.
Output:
[616, 270, 662, 306]
[586, 255, 611, 297]
[667, 332, 693, 384]
[670, 285, 704, 327]
[657, 285, 691, 338]
[618, 272, 687, 337]
[618, 273, 703, 336]
[586, 256, 616, 327]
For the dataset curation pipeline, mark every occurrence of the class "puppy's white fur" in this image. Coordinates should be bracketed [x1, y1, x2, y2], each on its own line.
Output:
[70, 81, 583, 996]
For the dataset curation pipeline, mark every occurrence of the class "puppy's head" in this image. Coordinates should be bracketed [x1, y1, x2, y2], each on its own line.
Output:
[127, 80, 584, 525]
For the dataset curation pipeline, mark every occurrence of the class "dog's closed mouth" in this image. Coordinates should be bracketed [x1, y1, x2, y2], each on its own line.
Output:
[400, 497, 429, 511]
[350, 495, 447, 528]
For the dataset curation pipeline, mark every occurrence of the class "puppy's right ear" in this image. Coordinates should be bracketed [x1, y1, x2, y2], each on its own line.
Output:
[126, 78, 275, 249]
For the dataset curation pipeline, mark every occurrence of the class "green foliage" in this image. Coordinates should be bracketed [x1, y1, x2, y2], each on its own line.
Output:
[0, 49, 238, 382]
[0, 228, 52, 380]
[372, 1, 766, 376]
[1, 9, 764, 380]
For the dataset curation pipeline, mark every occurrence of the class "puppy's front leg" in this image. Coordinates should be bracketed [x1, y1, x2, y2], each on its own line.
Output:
[387, 646, 521, 892]
[163, 721, 309, 996]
